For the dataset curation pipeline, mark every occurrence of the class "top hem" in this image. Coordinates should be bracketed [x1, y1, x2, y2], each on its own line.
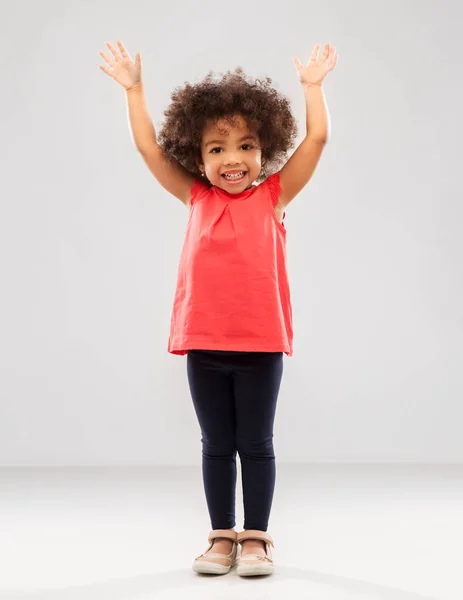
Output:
[168, 337, 292, 356]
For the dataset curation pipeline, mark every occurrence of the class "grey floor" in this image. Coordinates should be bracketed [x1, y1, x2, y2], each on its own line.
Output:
[0, 464, 461, 600]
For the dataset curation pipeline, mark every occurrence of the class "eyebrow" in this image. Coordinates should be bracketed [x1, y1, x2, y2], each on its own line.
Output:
[204, 135, 257, 148]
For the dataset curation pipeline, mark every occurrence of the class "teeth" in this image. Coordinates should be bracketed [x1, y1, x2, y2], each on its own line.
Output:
[223, 171, 244, 179]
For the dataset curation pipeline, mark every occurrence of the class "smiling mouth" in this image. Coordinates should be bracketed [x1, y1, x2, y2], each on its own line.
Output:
[222, 171, 247, 183]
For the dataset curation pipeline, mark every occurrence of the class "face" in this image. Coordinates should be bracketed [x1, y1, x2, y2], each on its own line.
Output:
[198, 114, 264, 193]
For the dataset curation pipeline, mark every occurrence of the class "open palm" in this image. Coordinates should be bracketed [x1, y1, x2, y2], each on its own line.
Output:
[293, 42, 338, 86]
[98, 40, 142, 90]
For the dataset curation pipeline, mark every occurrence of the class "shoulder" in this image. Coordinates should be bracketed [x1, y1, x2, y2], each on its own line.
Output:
[260, 172, 281, 207]
[187, 178, 212, 209]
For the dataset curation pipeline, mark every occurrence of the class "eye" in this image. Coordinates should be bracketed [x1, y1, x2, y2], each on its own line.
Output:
[209, 144, 254, 154]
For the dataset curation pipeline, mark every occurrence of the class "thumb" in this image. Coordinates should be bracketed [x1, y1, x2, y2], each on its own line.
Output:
[135, 51, 142, 68]
[292, 56, 302, 70]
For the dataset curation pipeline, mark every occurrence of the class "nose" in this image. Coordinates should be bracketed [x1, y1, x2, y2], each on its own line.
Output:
[224, 152, 240, 165]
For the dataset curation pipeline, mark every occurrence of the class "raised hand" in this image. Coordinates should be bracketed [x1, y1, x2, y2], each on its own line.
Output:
[293, 42, 338, 87]
[98, 40, 142, 91]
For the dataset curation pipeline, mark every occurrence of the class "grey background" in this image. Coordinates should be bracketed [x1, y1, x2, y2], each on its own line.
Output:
[1, 0, 461, 465]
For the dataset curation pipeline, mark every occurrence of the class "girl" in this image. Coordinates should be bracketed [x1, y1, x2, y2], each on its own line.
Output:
[98, 39, 338, 577]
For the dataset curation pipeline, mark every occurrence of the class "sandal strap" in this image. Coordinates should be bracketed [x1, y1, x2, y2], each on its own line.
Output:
[208, 529, 238, 544]
[237, 529, 274, 547]
[197, 552, 234, 561]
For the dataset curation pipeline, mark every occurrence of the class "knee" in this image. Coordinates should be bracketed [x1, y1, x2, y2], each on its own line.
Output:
[236, 435, 275, 459]
[201, 434, 236, 458]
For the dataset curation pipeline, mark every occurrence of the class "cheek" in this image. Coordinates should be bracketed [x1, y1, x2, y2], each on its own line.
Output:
[206, 155, 220, 166]
[252, 152, 263, 167]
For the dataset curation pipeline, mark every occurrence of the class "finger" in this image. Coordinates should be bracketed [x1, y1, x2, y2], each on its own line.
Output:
[329, 47, 337, 65]
[321, 43, 330, 60]
[308, 43, 320, 64]
[327, 52, 338, 69]
[98, 63, 113, 76]
[116, 39, 130, 59]
[105, 41, 120, 61]
[292, 56, 303, 70]
[98, 50, 114, 67]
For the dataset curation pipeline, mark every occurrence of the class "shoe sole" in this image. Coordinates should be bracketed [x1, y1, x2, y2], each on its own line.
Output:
[237, 563, 274, 576]
[192, 559, 236, 575]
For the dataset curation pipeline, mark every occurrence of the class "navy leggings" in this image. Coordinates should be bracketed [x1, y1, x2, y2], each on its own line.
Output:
[186, 349, 284, 532]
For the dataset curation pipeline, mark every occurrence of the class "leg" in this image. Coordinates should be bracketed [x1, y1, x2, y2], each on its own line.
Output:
[233, 352, 283, 532]
[187, 350, 237, 530]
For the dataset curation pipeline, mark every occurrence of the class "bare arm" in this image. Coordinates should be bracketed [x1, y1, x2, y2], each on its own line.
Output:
[98, 40, 194, 206]
[126, 84, 195, 205]
[278, 84, 329, 206]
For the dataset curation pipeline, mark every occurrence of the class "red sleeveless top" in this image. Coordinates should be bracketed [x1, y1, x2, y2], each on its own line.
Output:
[167, 172, 293, 356]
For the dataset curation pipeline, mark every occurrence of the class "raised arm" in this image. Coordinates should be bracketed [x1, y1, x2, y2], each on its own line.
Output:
[99, 40, 194, 206]
[125, 84, 194, 205]
[278, 42, 338, 207]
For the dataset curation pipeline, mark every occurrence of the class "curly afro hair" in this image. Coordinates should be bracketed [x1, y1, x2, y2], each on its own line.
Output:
[156, 67, 298, 183]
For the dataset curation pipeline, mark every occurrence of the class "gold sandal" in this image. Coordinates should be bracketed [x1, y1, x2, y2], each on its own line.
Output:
[237, 529, 274, 576]
[192, 529, 238, 575]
